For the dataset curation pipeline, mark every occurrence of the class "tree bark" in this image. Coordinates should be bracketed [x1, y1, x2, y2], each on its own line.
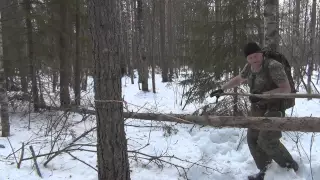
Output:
[160, 0, 168, 82]
[232, 7, 238, 116]
[264, 0, 279, 51]
[0, 2, 10, 136]
[74, 0, 81, 106]
[307, 0, 316, 99]
[136, 0, 148, 91]
[59, 0, 71, 107]
[25, 0, 40, 112]
[293, 0, 300, 90]
[88, 0, 131, 179]
[151, 0, 156, 93]
[167, 0, 173, 82]
[129, 0, 136, 85]
[256, 0, 264, 46]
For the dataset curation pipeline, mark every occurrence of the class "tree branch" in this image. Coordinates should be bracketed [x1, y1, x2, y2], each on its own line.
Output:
[46, 106, 320, 132]
[220, 92, 320, 99]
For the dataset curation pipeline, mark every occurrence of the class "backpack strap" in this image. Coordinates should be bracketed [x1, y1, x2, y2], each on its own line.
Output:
[262, 57, 272, 87]
[261, 57, 285, 110]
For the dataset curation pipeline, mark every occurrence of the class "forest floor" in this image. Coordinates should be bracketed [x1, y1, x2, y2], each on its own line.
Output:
[0, 71, 320, 180]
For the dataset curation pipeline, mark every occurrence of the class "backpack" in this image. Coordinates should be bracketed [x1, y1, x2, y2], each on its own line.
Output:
[261, 48, 297, 110]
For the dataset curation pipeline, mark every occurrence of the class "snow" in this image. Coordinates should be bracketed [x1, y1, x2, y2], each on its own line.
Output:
[1, 71, 320, 180]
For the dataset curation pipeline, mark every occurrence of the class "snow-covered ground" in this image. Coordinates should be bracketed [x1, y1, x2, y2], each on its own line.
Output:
[1, 71, 320, 180]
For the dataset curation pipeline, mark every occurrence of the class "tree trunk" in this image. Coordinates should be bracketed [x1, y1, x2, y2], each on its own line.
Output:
[119, 2, 126, 77]
[130, 0, 136, 85]
[25, 0, 40, 112]
[264, 0, 279, 51]
[167, 0, 174, 82]
[151, 0, 156, 93]
[302, 0, 309, 70]
[81, 71, 87, 91]
[136, 0, 148, 91]
[160, 0, 168, 82]
[232, 11, 238, 116]
[12, 0, 28, 93]
[128, 4, 135, 85]
[293, 0, 300, 91]
[256, 0, 264, 46]
[123, 1, 130, 77]
[88, 0, 131, 179]
[19, 70, 28, 93]
[52, 71, 58, 93]
[59, 0, 71, 107]
[0, 3, 9, 137]
[307, 0, 316, 99]
[74, 0, 81, 105]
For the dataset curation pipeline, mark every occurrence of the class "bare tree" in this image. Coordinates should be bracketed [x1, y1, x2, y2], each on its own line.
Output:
[88, 0, 131, 179]
[151, 0, 156, 93]
[74, 0, 81, 106]
[24, 0, 40, 111]
[293, 0, 301, 89]
[136, 0, 149, 91]
[307, 0, 316, 99]
[264, 0, 280, 51]
[160, 0, 168, 82]
[0, 0, 10, 136]
[59, 0, 71, 107]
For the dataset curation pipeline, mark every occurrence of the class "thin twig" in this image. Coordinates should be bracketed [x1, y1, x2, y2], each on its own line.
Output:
[309, 133, 315, 180]
[29, 146, 42, 178]
[67, 152, 97, 171]
[17, 143, 25, 169]
[43, 126, 96, 167]
[6, 137, 18, 164]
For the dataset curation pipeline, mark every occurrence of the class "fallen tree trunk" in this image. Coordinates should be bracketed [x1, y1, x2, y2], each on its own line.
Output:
[46, 106, 320, 133]
[221, 92, 320, 99]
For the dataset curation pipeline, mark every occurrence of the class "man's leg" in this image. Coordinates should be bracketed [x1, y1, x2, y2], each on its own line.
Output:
[257, 110, 299, 171]
[247, 128, 273, 170]
[247, 108, 272, 171]
[247, 107, 272, 179]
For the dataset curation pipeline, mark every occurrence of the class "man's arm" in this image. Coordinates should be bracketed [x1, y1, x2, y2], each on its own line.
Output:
[221, 75, 247, 91]
[262, 61, 291, 94]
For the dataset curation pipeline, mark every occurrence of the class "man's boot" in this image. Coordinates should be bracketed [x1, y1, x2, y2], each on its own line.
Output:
[248, 171, 265, 180]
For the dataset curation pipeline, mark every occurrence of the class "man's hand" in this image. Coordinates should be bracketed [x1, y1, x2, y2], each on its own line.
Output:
[210, 89, 224, 98]
[249, 91, 262, 103]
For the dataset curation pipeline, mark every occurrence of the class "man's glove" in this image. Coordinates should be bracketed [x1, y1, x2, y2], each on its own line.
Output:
[210, 89, 224, 98]
[249, 91, 262, 103]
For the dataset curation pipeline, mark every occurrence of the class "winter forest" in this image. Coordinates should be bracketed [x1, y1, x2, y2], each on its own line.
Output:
[1, 0, 320, 180]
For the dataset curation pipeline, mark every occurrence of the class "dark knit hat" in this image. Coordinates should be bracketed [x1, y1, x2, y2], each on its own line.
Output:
[243, 42, 261, 57]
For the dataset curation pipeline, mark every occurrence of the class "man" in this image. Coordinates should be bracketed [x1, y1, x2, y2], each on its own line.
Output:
[210, 42, 299, 180]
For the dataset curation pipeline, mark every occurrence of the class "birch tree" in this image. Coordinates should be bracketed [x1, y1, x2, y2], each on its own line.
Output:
[264, 0, 279, 50]
[307, 0, 316, 99]
[293, 0, 301, 90]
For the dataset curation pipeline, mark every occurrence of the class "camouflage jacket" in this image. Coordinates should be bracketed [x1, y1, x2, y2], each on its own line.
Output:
[239, 58, 289, 109]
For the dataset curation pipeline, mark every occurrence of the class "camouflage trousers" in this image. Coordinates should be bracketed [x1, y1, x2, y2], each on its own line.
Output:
[247, 106, 296, 171]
